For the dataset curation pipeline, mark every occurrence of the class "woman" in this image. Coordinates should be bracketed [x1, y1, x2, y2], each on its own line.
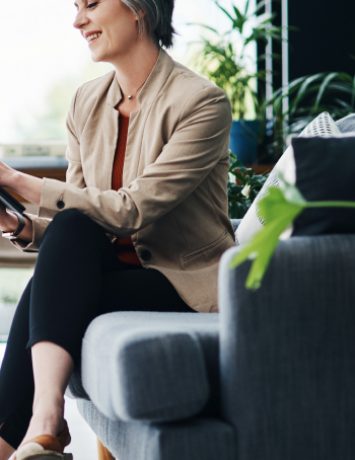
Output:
[0, 0, 234, 459]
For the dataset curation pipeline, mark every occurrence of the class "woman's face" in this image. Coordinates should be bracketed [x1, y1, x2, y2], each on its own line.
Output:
[73, 0, 140, 63]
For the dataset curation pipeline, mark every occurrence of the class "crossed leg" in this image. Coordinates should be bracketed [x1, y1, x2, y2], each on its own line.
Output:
[0, 209, 193, 459]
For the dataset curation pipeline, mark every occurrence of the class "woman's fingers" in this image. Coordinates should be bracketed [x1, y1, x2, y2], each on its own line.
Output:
[0, 161, 17, 187]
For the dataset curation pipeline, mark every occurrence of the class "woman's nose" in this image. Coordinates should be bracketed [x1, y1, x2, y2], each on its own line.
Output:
[73, 9, 89, 29]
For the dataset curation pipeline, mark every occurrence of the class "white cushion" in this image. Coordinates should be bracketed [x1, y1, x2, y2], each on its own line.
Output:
[336, 113, 355, 133]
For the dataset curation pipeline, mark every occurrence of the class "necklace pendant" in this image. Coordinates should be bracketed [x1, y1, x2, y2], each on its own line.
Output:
[128, 95, 133, 100]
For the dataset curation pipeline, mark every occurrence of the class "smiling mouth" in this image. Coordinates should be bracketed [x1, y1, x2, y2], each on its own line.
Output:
[87, 32, 102, 44]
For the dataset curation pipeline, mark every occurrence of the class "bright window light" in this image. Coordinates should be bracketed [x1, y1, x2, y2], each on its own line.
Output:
[0, 1, 240, 151]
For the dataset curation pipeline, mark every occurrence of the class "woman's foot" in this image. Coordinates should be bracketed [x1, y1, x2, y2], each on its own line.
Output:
[15, 396, 71, 457]
[10, 420, 73, 460]
[19, 398, 66, 448]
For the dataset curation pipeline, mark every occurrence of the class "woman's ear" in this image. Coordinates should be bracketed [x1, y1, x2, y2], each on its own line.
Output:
[136, 9, 146, 20]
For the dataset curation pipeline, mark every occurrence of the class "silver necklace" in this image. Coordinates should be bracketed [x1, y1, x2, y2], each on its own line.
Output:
[126, 77, 149, 101]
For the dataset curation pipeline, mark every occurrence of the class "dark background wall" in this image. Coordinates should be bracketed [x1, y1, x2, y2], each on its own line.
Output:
[288, 0, 355, 79]
[261, 0, 355, 90]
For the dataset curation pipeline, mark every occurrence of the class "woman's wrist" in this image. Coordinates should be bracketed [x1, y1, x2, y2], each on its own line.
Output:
[11, 171, 42, 205]
[1, 168, 21, 189]
[1, 212, 32, 242]
[1, 170, 42, 206]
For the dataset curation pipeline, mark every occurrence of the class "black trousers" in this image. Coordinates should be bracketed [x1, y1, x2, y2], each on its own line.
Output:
[0, 209, 194, 448]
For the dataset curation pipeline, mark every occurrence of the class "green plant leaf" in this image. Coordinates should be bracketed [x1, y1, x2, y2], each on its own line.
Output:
[229, 170, 355, 289]
[189, 0, 284, 119]
[252, 0, 269, 16]
[229, 176, 306, 289]
[291, 73, 324, 115]
[215, 1, 239, 27]
[187, 23, 220, 35]
[231, 5, 246, 31]
[313, 72, 341, 112]
[243, 0, 251, 16]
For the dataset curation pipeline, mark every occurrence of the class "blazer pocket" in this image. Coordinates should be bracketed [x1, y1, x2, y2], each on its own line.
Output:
[182, 230, 230, 268]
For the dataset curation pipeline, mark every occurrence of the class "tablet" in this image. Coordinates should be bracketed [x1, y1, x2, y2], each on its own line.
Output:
[0, 187, 25, 215]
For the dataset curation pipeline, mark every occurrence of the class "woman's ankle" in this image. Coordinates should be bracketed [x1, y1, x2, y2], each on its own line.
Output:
[0, 436, 15, 460]
[32, 393, 65, 419]
[21, 398, 65, 444]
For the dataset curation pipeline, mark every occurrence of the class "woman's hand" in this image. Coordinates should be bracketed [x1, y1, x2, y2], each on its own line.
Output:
[0, 161, 18, 188]
[0, 160, 43, 205]
[0, 202, 18, 232]
[0, 161, 37, 242]
[0, 162, 19, 230]
[0, 200, 33, 242]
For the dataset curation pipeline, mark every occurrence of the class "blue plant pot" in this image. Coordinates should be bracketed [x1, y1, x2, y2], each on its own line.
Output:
[229, 120, 260, 165]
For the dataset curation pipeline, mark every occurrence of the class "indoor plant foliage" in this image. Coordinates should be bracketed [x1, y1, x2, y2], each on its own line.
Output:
[191, 0, 283, 164]
[228, 152, 267, 218]
[267, 71, 355, 157]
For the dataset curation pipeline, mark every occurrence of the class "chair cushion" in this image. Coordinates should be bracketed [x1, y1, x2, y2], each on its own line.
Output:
[80, 311, 219, 422]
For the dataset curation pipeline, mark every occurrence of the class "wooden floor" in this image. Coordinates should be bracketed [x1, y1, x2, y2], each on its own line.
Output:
[0, 344, 97, 460]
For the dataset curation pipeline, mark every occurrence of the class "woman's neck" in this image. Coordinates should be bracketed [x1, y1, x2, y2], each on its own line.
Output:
[113, 41, 160, 101]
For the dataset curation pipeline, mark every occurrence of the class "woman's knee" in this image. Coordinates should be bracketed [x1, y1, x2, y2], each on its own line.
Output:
[40, 209, 110, 255]
[46, 209, 101, 236]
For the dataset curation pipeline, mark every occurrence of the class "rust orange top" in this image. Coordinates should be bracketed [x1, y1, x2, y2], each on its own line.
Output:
[111, 113, 141, 266]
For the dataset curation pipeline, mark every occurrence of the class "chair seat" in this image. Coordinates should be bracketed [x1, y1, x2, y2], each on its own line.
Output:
[78, 398, 236, 460]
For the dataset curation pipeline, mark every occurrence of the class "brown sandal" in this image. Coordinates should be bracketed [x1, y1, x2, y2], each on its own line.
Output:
[12, 420, 72, 460]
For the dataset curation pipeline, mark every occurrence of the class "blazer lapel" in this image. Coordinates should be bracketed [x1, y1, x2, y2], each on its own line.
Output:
[93, 50, 175, 190]
[95, 74, 123, 190]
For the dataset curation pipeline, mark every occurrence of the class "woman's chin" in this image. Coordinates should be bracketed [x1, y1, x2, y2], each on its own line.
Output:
[90, 52, 111, 64]
[90, 52, 102, 62]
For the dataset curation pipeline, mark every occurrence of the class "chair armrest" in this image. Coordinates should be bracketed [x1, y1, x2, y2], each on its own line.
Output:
[218, 234, 355, 460]
[71, 312, 220, 423]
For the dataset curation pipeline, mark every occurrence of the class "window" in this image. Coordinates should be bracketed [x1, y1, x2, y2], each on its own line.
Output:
[0, 0, 228, 157]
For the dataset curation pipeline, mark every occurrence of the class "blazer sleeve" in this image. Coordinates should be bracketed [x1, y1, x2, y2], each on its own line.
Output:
[11, 89, 86, 252]
[37, 86, 232, 237]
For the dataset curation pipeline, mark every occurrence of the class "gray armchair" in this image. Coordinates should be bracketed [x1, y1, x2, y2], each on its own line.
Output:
[219, 234, 355, 460]
[72, 229, 355, 460]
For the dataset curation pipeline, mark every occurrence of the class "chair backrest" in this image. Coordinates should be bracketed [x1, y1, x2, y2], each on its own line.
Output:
[218, 234, 355, 460]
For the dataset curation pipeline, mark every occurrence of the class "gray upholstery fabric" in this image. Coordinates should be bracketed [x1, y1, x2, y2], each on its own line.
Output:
[78, 312, 219, 422]
[219, 235, 355, 460]
[77, 398, 236, 460]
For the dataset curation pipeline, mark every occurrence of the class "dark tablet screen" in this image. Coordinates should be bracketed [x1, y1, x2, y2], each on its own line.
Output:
[0, 187, 25, 215]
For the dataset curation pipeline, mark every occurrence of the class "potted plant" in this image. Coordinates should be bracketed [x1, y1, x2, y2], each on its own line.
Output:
[190, 0, 283, 165]
[265, 71, 355, 159]
[228, 151, 267, 218]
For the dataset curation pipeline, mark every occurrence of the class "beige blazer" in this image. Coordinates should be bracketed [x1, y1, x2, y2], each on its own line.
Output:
[15, 50, 235, 312]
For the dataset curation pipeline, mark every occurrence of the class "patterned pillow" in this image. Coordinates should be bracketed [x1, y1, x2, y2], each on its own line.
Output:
[235, 112, 341, 245]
